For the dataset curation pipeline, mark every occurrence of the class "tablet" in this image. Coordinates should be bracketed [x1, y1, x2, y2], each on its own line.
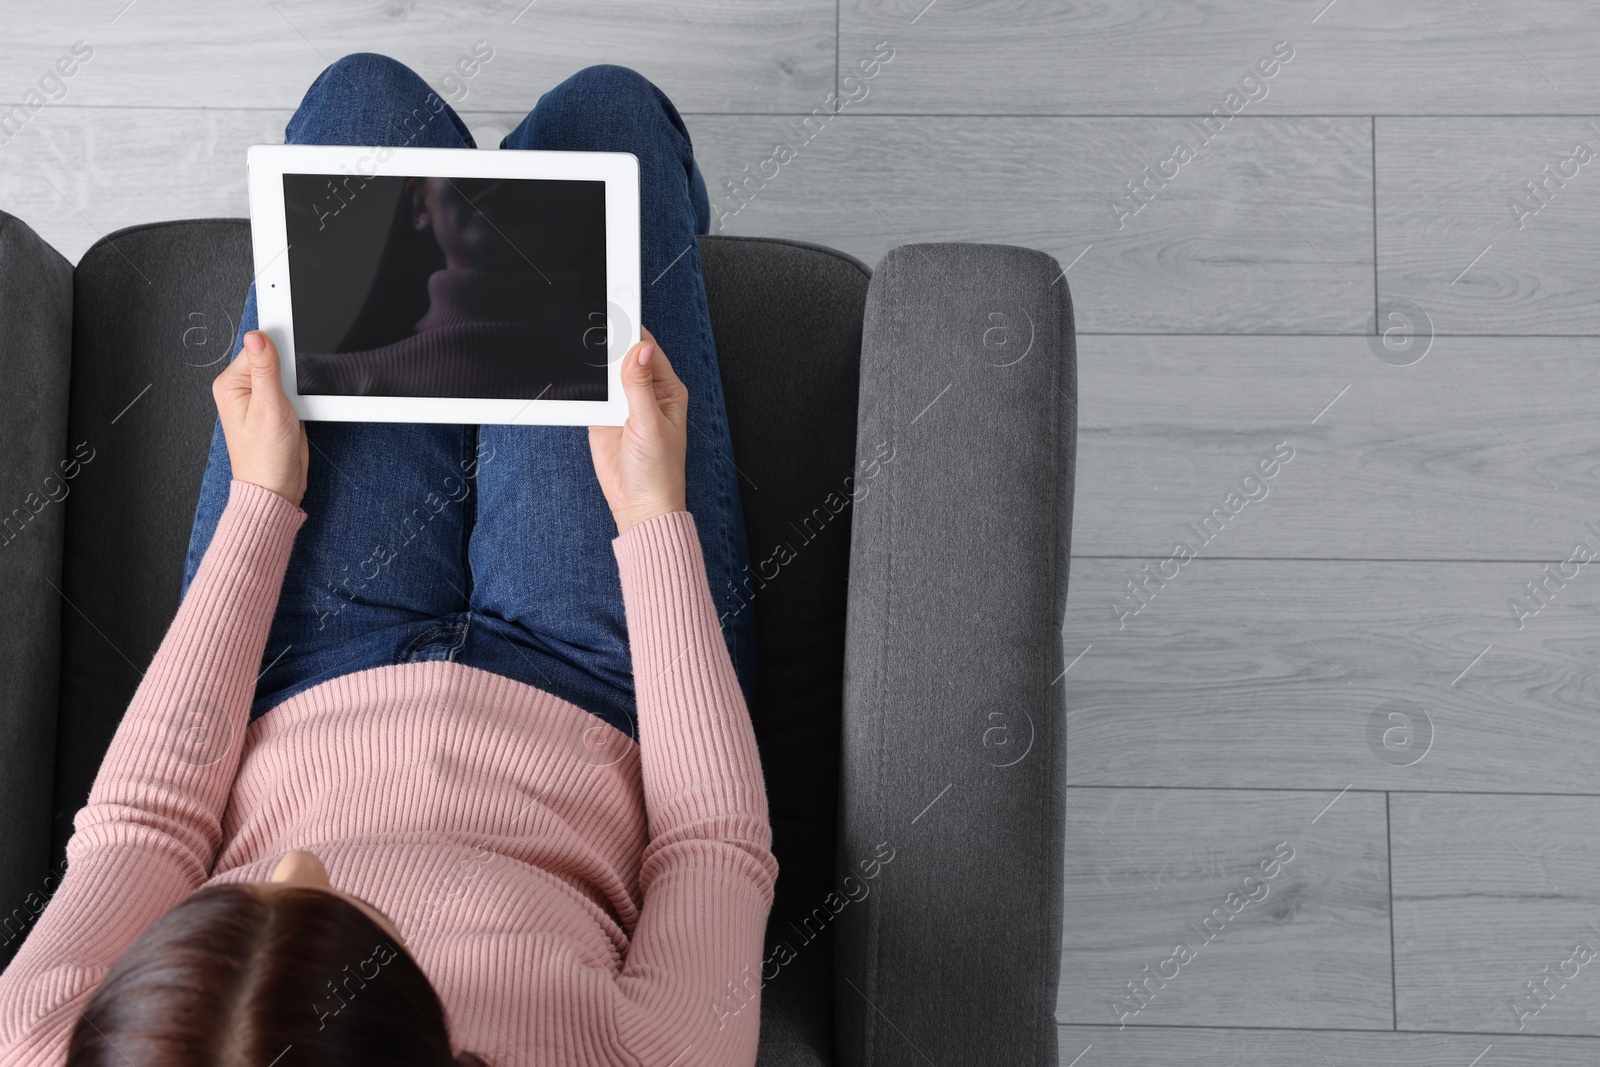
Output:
[246, 143, 640, 425]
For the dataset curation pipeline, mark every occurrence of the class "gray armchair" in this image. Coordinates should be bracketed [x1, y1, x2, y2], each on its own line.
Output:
[0, 210, 1075, 1066]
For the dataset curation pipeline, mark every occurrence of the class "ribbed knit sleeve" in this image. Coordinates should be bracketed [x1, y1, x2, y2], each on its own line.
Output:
[607, 511, 779, 1067]
[0, 479, 304, 1067]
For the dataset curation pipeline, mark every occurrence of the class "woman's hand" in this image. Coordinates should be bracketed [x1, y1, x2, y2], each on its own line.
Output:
[213, 330, 309, 508]
[589, 325, 688, 536]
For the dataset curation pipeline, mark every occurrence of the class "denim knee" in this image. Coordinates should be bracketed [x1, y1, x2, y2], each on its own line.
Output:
[529, 64, 688, 150]
[559, 64, 658, 103]
[306, 53, 431, 106]
[288, 52, 468, 149]
[289, 53, 441, 141]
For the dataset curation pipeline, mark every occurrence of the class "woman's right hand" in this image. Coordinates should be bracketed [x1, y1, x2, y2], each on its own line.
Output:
[588, 325, 689, 537]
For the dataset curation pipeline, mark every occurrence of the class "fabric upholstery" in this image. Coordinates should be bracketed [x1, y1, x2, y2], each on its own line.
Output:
[699, 235, 870, 1067]
[836, 243, 1075, 1067]
[52, 220, 256, 866]
[0, 212, 73, 971]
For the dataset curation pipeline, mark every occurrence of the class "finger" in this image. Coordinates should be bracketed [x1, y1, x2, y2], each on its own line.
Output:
[587, 423, 618, 451]
[621, 340, 663, 432]
[640, 340, 688, 425]
[246, 332, 305, 435]
[243, 331, 283, 398]
[647, 340, 684, 391]
[212, 341, 253, 417]
[629, 326, 683, 395]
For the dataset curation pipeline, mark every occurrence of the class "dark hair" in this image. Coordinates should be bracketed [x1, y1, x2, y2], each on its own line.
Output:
[66, 884, 489, 1067]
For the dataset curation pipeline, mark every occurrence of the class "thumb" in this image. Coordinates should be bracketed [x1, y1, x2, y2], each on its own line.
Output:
[243, 331, 282, 394]
[621, 341, 661, 430]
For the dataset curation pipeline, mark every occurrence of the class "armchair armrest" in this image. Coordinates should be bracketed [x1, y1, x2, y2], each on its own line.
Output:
[0, 211, 73, 969]
[836, 243, 1076, 1066]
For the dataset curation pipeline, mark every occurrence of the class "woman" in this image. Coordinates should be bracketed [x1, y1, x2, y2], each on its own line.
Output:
[0, 54, 775, 1067]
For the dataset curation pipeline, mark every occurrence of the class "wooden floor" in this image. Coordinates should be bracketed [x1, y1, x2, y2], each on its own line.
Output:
[7, 1, 1600, 1062]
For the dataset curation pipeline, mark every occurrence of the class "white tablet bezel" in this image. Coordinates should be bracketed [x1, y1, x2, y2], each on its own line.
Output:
[247, 143, 639, 426]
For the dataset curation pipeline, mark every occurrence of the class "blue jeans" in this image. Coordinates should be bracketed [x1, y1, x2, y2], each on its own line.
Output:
[181, 54, 756, 743]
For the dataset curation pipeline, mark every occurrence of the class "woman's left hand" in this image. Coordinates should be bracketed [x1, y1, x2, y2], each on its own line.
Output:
[213, 330, 309, 508]
[588, 325, 688, 536]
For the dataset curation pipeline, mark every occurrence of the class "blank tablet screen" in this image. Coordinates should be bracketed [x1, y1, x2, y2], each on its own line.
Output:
[281, 173, 609, 401]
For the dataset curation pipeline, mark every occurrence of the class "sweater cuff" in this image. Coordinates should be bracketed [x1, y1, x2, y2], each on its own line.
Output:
[611, 509, 697, 570]
[221, 478, 307, 549]
[611, 510, 715, 631]
[201, 480, 307, 599]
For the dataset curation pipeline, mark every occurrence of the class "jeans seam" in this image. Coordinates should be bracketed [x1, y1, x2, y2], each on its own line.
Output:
[448, 611, 472, 661]
[400, 625, 445, 659]
[463, 425, 478, 611]
[401, 615, 467, 661]
[707, 346, 743, 684]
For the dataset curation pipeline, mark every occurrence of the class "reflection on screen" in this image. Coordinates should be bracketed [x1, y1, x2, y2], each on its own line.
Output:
[282, 173, 608, 401]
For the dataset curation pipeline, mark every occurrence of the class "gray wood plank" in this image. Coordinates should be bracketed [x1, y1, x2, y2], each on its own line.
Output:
[840, 0, 1597, 115]
[0, 106, 575, 263]
[0, 107, 287, 263]
[1392, 794, 1600, 1035]
[1064, 558, 1600, 794]
[1376, 117, 1600, 335]
[1072, 335, 1600, 561]
[0, 0, 833, 113]
[1056, 1026, 1600, 1065]
[0, 107, 1376, 337]
[1058, 787, 1390, 1030]
[0, 106, 619, 263]
[688, 114, 1374, 333]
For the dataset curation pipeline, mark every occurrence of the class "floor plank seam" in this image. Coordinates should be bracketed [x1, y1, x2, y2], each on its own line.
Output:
[1057, 1020, 1600, 1039]
[1369, 115, 1379, 337]
[1386, 790, 1397, 1031]
[1073, 556, 1599, 565]
[1061, 784, 1600, 799]
[22, 105, 1600, 119]
[1072, 332, 1600, 337]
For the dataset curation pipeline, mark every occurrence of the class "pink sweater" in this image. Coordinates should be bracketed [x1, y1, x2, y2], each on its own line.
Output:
[0, 480, 778, 1067]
